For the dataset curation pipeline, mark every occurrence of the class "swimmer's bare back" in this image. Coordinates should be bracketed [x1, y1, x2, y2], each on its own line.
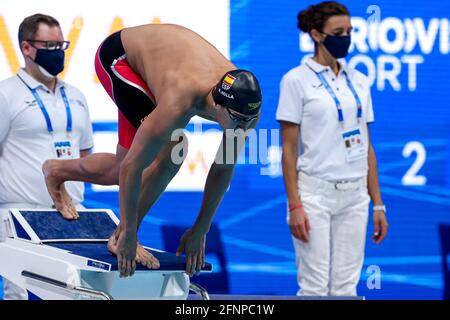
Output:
[121, 24, 236, 106]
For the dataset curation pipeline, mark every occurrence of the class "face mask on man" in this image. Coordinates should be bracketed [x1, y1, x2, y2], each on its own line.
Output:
[321, 33, 351, 59]
[31, 48, 65, 78]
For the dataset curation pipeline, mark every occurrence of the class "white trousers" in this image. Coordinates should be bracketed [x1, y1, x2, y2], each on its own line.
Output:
[0, 202, 85, 300]
[290, 172, 370, 297]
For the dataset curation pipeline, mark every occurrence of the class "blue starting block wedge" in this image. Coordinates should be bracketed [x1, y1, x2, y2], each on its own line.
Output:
[0, 209, 211, 300]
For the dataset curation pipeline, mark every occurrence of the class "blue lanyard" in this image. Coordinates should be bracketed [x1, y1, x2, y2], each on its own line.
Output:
[30, 86, 72, 134]
[314, 69, 362, 124]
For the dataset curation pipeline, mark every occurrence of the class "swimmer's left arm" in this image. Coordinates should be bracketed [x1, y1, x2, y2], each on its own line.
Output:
[195, 132, 246, 233]
[177, 132, 246, 276]
[187, 119, 259, 235]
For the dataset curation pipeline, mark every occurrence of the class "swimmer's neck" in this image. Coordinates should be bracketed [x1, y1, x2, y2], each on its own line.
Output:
[194, 89, 219, 122]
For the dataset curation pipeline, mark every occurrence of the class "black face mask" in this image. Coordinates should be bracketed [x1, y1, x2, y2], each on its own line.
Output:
[33, 48, 65, 77]
[322, 33, 351, 59]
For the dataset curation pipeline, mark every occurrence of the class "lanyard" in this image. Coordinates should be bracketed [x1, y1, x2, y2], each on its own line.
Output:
[18, 75, 72, 133]
[314, 69, 362, 124]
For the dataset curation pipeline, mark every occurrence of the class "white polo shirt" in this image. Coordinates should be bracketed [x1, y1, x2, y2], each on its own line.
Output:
[0, 69, 94, 206]
[276, 58, 374, 182]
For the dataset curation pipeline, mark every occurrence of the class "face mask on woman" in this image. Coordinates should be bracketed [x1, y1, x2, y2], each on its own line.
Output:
[321, 33, 351, 58]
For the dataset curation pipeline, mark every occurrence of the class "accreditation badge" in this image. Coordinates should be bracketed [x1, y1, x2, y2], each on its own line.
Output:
[52, 139, 74, 159]
[341, 126, 366, 162]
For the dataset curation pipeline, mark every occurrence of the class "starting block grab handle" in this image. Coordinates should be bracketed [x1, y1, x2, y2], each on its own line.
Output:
[21, 270, 113, 300]
[189, 282, 210, 300]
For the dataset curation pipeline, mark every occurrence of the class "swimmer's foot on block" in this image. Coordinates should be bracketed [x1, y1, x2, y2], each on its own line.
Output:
[136, 244, 160, 269]
[42, 160, 79, 220]
[107, 230, 160, 270]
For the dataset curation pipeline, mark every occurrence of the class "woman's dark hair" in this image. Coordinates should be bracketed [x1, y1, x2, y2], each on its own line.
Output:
[297, 1, 350, 33]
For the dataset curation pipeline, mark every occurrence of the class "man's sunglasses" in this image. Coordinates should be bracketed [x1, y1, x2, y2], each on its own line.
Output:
[26, 40, 70, 51]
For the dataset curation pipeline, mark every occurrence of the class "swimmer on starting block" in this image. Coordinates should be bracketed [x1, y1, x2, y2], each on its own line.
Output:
[42, 24, 262, 278]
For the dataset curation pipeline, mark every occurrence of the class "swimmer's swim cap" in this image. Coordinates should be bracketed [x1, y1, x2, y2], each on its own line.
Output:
[212, 69, 262, 116]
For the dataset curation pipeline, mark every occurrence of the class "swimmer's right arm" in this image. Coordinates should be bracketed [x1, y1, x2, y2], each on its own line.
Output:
[119, 104, 191, 229]
[116, 99, 192, 276]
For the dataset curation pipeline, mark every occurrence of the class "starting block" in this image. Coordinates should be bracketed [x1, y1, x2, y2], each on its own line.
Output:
[0, 209, 212, 300]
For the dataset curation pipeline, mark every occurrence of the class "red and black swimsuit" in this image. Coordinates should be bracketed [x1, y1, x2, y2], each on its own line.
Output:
[95, 30, 157, 150]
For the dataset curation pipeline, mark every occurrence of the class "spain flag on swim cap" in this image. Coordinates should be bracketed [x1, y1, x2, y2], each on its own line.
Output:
[223, 74, 236, 87]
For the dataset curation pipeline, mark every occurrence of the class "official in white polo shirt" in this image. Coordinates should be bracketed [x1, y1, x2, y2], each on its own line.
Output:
[0, 14, 94, 299]
[276, 1, 388, 296]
